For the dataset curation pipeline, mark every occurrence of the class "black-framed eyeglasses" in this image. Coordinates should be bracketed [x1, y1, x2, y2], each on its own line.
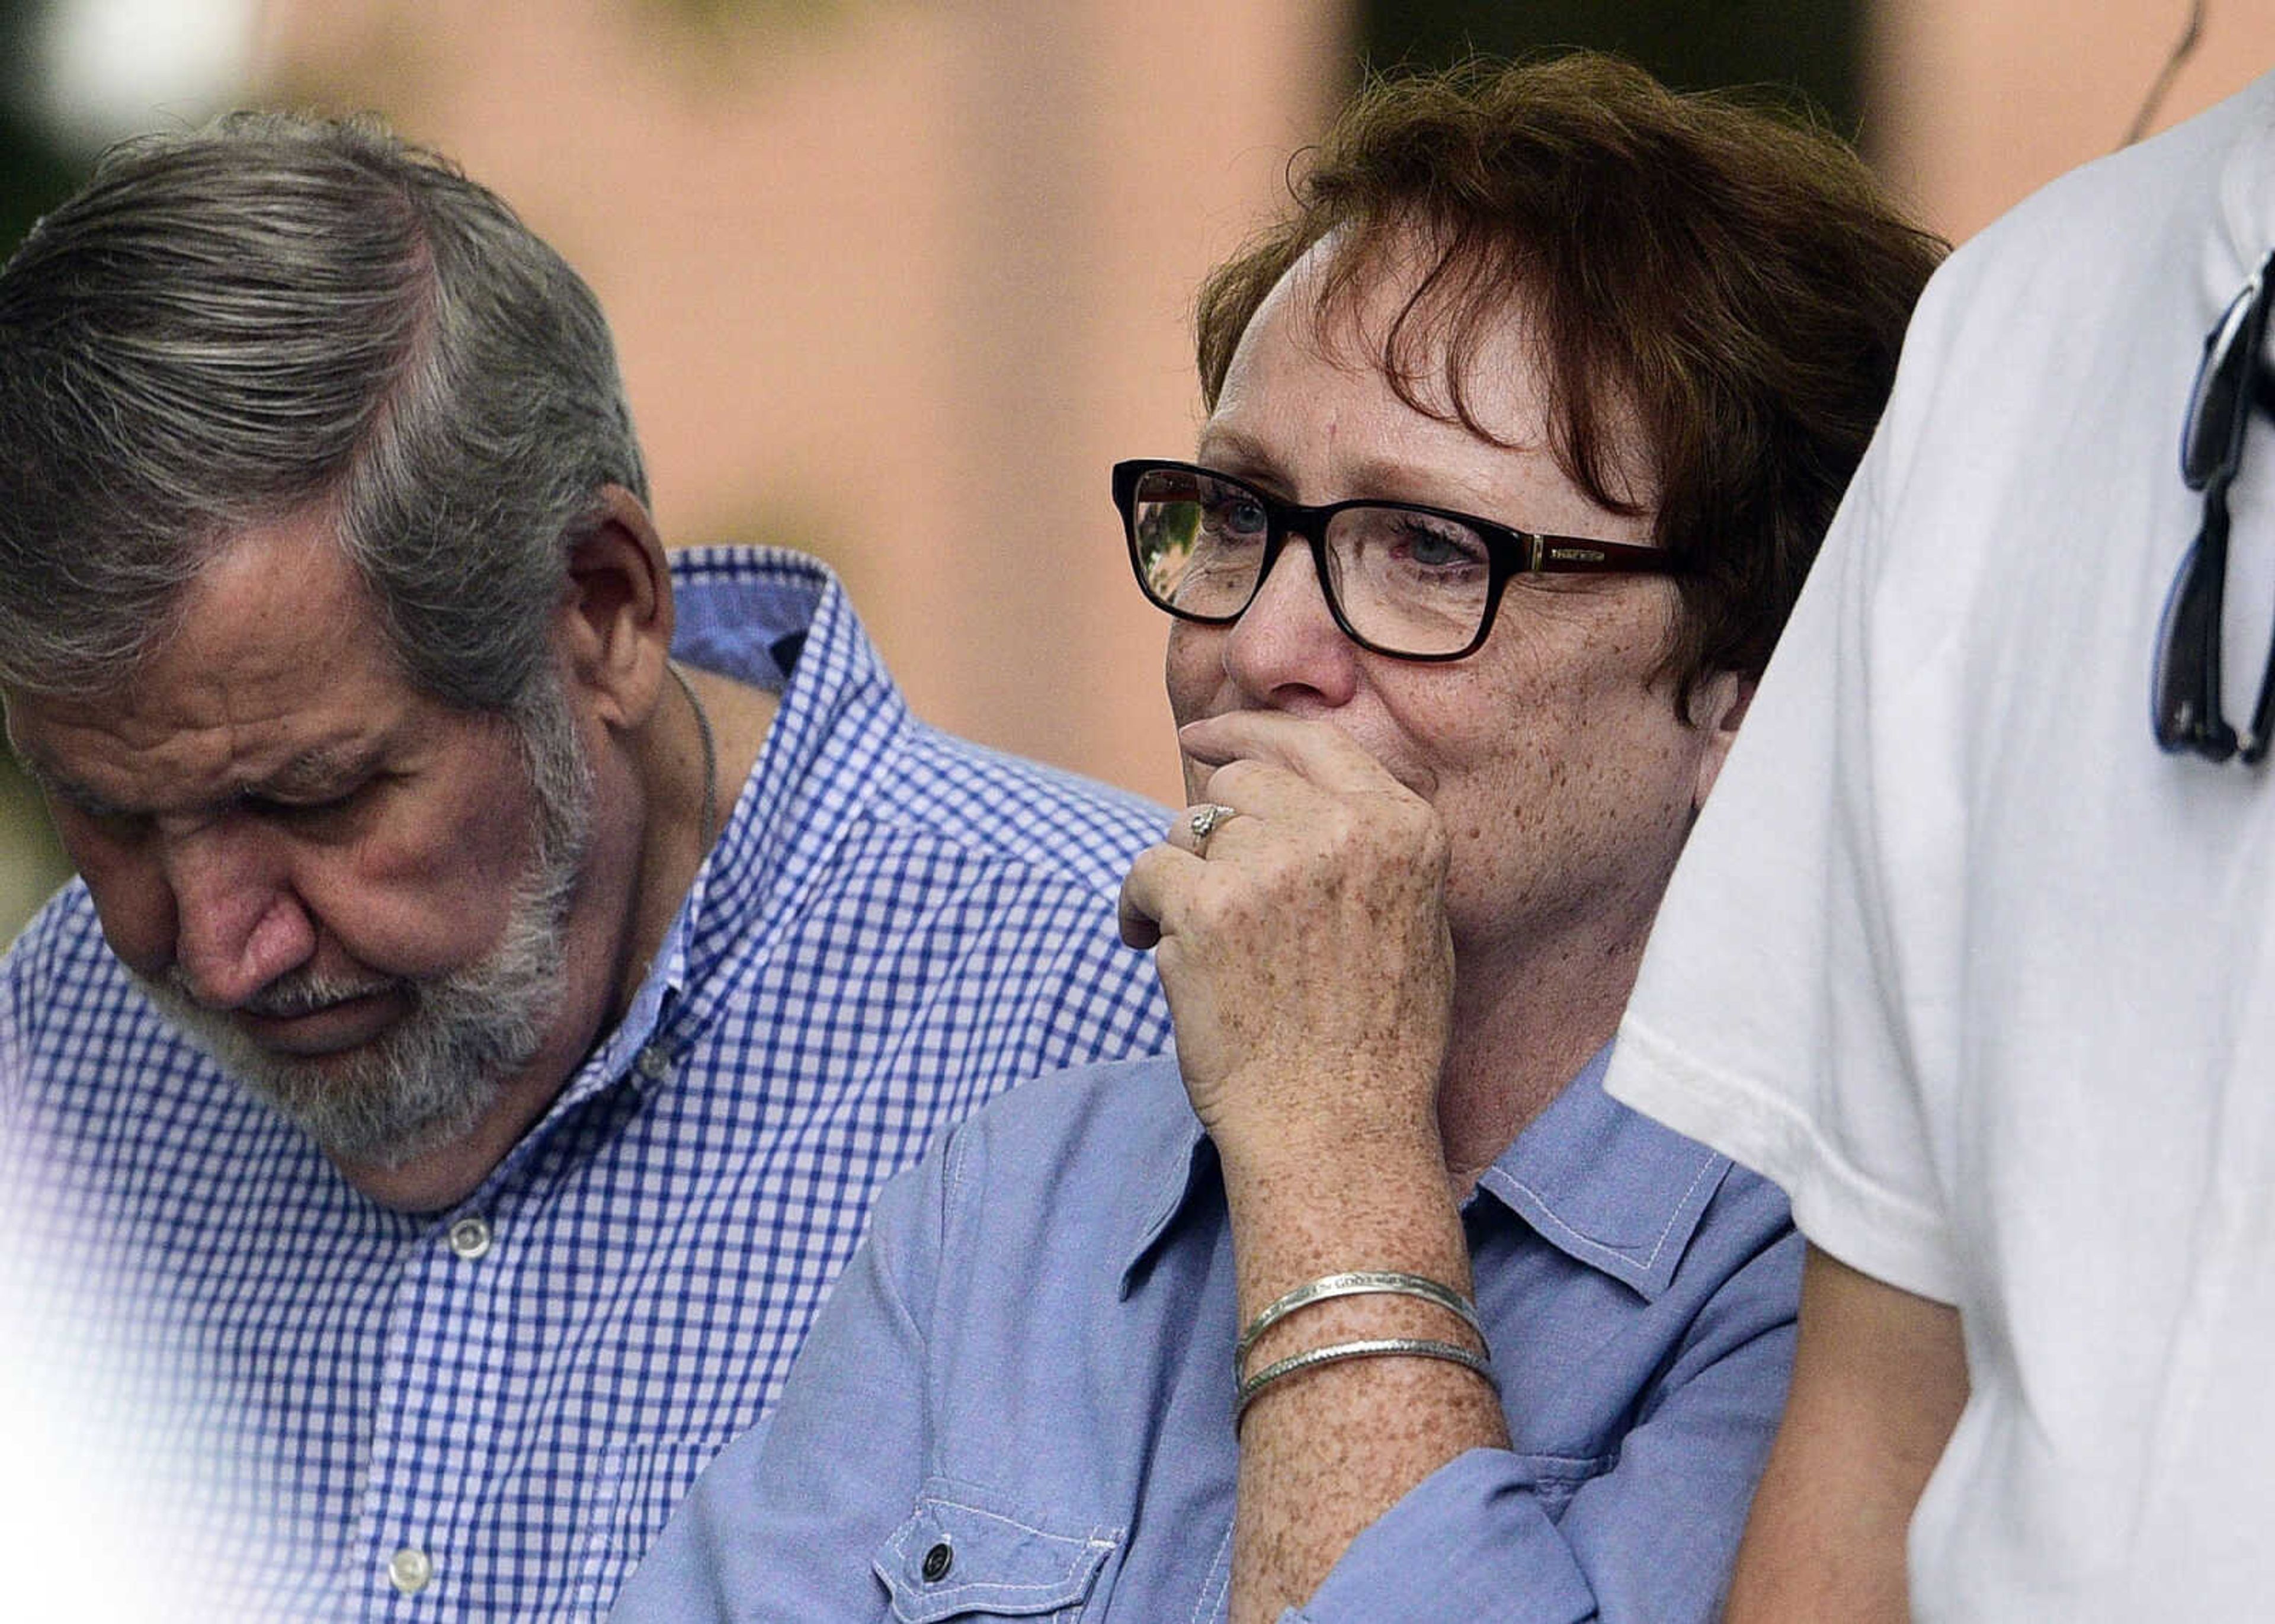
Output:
[1111, 458, 1677, 661]
[2153, 248, 2275, 762]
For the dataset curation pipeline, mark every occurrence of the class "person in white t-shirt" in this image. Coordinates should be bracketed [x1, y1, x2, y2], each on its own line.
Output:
[1605, 71, 2275, 1621]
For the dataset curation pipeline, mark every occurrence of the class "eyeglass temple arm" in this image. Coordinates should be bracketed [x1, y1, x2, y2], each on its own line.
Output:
[1523, 534, 1680, 574]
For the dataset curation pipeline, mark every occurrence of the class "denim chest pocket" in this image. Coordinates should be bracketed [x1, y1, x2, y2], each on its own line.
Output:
[874, 1478, 1122, 1622]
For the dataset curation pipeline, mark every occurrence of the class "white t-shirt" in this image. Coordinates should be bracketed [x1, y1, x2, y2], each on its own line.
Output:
[1606, 73, 2275, 1619]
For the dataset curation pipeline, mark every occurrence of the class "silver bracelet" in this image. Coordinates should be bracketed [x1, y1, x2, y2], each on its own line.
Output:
[1235, 1270, 1484, 1372]
[1233, 1336, 1498, 1428]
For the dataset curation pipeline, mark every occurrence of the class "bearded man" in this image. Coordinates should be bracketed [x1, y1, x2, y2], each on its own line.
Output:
[0, 112, 1169, 1620]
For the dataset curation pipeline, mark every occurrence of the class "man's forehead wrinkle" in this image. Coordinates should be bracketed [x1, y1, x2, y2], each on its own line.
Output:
[15, 659, 379, 816]
[0, 512, 403, 825]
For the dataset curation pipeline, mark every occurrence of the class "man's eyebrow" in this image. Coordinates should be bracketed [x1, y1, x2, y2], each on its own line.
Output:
[258, 745, 376, 797]
[9, 743, 379, 819]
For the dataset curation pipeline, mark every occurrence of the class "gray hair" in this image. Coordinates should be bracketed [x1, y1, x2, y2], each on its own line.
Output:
[0, 110, 648, 712]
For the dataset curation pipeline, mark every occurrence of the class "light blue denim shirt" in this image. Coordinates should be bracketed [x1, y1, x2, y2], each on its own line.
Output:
[613, 1047, 1799, 1623]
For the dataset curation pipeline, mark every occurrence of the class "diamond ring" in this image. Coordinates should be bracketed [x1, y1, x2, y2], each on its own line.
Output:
[1187, 803, 1238, 851]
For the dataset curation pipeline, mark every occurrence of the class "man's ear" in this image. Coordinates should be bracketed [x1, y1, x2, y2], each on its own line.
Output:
[558, 485, 675, 732]
[1689, 670, 1756, 813]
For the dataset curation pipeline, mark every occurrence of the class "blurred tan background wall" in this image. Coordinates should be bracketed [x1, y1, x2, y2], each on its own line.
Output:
[2, 0, 2270, 943]
[255, 0, 1346, 808]
[1873, 0, 2275, 237]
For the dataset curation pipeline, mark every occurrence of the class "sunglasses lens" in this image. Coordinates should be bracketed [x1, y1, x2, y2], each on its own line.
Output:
[2184, 272, 2267, 489]
[2154, 531, 2238, 758]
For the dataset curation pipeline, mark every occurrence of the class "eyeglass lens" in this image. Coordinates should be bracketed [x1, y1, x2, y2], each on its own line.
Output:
[1126, 465, 1492, 658]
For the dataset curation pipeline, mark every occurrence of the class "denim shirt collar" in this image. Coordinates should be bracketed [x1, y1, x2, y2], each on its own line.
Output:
[1117, 1042, 1730, 1304]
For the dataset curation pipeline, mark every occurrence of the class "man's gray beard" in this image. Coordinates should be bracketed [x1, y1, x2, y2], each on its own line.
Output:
[136, 687, 595, 1171]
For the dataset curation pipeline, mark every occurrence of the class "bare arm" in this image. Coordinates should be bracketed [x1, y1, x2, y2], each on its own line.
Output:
[1121, 712, 1504, 1624]
[1219, 1135, 1508, 1624]
[1723, 1244, 1968, 1623]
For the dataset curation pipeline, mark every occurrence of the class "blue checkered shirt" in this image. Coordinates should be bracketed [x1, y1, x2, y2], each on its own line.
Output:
[0, 547, 1174, 1622]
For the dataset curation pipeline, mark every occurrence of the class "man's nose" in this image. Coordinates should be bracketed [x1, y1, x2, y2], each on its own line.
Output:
[1222, 539, 1361, 708]
[161, 821, 318, 1008]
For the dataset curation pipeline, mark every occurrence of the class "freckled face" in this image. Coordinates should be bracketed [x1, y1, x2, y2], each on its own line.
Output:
[1165, 244, 1734, 979]
[5, 509, 591, 1162]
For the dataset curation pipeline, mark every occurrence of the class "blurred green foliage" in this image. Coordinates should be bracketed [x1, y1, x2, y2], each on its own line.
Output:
[1, 0, 82, 940]
[1364, 0, 1862, 136]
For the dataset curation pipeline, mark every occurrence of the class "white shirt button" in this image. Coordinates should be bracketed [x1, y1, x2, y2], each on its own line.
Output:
[387, 1546, 434, 1594]
[635, 1045, 671, 1082]
[446, 1216, 492, 1261]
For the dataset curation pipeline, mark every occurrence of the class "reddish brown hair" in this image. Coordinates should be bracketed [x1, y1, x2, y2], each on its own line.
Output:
[1195, 53, 1944, 713]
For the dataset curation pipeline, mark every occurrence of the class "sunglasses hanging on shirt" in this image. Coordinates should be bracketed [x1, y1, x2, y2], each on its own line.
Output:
[2152, 247, 2275, 763]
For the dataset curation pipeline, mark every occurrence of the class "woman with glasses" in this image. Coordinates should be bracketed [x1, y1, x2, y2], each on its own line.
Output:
[616, 53, 1941, 1624]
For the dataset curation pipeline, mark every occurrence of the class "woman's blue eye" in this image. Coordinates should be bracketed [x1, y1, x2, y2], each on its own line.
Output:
[1393, 517, 1487, 569]
[1207, 497, 1269, 540]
